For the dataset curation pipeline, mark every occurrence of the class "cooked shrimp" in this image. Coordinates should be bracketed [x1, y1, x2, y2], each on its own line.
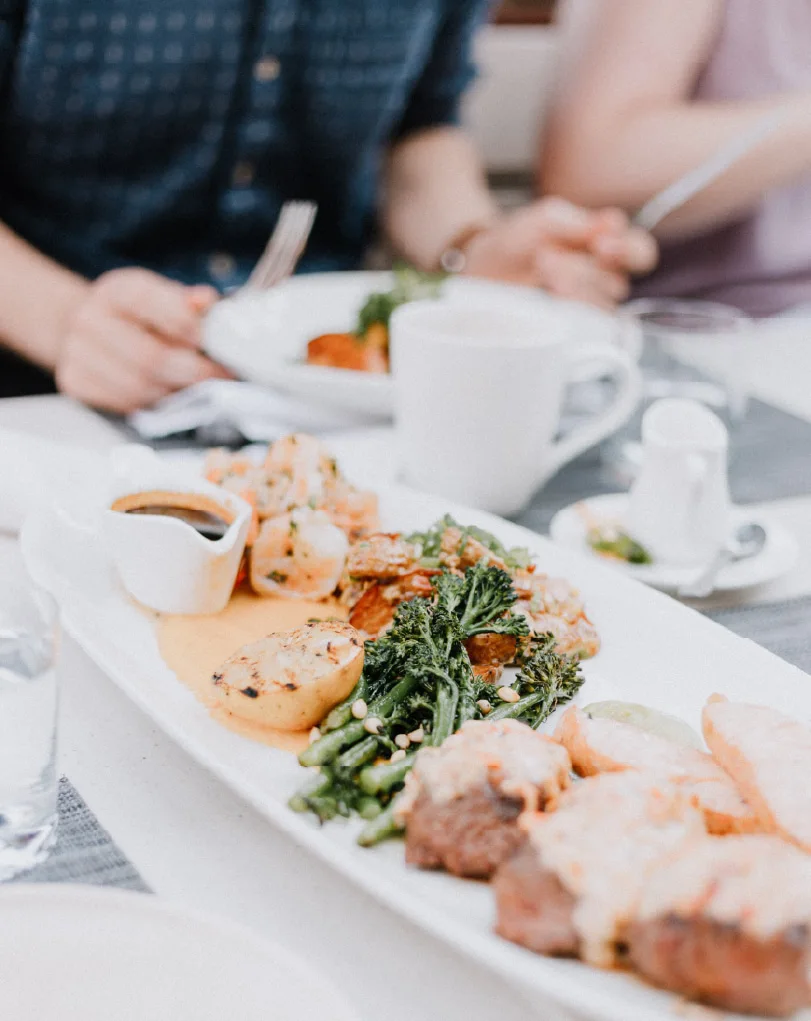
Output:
[250, 507, 349, 600]
[204, 448, 254, 484]
[514, 574, 600, 660]
[204, 448, 290, 521]
[262, 433, 335, 511]
[321, 478, 380, 541]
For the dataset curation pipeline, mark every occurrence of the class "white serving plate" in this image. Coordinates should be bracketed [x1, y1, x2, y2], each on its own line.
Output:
[21, 486, 811, 1021]
[202, 271, 619, 417]
[0, 885, 358, 1021]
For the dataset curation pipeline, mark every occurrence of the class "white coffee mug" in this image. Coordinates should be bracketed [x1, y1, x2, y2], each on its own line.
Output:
[390, 299, 642, 516]
[627, 398, 731, 565]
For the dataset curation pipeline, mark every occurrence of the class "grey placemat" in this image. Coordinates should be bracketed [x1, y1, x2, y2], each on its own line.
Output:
[12, 777, 150, 891]
[705, 595, 811, 676]
[518, 397, 811, 534]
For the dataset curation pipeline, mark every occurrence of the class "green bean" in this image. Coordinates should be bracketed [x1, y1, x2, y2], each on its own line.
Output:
[358, 797, 383, 820]
[430, 680, 458, 746]
[488, 689, 547, 722]
[299, 675, 419, 767]
[370, 674, 420, 717]
[359, 753, 415, 795]
[304, 796, 341, 821]
[336, 736, 379, 772]
[357, 803, 404, 847]
[298, 720, 366, 768]
[322, 676, 368, 732]
[288, 770, 333, 813]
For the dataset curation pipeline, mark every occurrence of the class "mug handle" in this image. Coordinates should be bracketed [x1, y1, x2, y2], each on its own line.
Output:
[545, 343, 642, 479]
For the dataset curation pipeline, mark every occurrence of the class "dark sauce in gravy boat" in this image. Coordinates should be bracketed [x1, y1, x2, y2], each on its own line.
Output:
[110, 491, 235, 542]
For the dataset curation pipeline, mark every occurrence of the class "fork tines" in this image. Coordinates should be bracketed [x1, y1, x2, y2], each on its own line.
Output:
[244, 200, 317, 292]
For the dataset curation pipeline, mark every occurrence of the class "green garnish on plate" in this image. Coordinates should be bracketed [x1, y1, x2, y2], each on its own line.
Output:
[355, 265, 446, 336]
[586, 526, 653, 565]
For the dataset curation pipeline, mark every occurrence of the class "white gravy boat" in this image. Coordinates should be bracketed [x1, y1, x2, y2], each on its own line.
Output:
[102, 446, 252, 615]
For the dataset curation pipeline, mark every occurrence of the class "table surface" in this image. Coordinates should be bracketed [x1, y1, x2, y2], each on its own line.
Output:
[2, 325, 811, 1021]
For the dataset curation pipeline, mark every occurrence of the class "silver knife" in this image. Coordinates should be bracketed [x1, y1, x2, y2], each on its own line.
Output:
[633, 110, 786, 232]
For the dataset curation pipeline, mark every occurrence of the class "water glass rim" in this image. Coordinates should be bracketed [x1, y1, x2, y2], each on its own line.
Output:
[620, 297, 751, 335]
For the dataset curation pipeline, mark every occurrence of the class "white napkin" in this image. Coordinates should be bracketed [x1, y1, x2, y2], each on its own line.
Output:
[0, 428, 107, 534]
[129, 380, 376, 442]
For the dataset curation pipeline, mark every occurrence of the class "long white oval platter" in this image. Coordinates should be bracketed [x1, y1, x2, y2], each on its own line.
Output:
[21, 485, 811, 1021]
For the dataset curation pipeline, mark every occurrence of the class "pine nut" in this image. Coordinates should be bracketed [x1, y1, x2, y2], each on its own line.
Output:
[309, 727, 321, 743]
[363, 716, 382, 735]
[476, 699, 492, 714]
[351, 699, 368, 720]
[497, 686, 520, 704]
[390, 749, 407, 764]
[394, 734, 411, 749]
[408, 727, 425, 743]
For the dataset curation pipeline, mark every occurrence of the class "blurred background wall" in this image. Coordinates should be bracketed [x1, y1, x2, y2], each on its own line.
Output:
[463, 0, 559, 199]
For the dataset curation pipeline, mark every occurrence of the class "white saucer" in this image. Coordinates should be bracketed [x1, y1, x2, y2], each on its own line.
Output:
[549, 493, 799, 594]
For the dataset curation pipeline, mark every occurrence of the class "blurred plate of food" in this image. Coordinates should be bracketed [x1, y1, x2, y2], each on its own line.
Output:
[203, 270, 620, 417]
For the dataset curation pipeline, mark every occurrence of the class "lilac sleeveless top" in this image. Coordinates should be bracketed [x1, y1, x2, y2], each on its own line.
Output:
[632, 0, 811, 316]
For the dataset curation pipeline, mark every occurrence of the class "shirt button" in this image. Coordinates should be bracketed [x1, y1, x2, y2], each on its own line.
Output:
[208, 252, 236, 280]
[232, 161, 255, 187]
[254, 56, 281, 82]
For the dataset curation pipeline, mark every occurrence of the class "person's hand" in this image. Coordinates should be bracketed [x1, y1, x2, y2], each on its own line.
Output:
[56, 268, 230, 413]
[461, 197, 658, 309]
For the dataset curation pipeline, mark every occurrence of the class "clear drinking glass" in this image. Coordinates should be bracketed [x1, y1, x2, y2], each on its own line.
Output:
[0, 568, 58, 879]
[603, 298, 753, 485]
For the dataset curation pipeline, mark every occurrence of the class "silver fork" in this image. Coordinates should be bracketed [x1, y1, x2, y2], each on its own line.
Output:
[240, 200, 317, 293]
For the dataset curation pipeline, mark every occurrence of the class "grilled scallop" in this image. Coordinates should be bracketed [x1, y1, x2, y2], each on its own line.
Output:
[210, 621, 364, 732]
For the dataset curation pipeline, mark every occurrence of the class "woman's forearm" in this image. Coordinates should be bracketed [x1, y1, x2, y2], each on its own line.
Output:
[0, 221, 88, 371]
[542, 0, 811, 241]
[544, 93, 811, 241]
[383, 126, 499, 270]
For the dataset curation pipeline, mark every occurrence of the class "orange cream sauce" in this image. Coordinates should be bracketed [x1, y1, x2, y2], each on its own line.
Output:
[157, 590, 348, 753]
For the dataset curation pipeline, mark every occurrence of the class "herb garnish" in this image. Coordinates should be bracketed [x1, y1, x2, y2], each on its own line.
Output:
[407, 513, 532, 571]
[355, 265, 446, 336]
[587, 526, 652, 565]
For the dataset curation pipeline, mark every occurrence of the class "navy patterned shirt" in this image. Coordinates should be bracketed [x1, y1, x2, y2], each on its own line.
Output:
[0, 0, 490, 289]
